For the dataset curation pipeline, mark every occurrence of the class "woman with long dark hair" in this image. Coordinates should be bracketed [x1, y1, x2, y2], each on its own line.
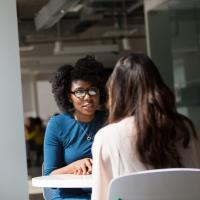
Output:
[91, 53, 200, 200]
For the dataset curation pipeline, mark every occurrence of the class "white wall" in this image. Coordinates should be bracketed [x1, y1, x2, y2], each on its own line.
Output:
[22, 76, 59, 122]
[36, 80, 59, 121]
[0, 1, 28, 199]
[22, 74, 38, 117]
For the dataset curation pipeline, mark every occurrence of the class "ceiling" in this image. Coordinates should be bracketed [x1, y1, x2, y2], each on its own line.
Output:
[17, 0, 145, 75]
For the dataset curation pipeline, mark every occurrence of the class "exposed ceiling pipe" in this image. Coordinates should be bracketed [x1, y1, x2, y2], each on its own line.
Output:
[127, 0, 143, 14]
[34, 0, 82, 30]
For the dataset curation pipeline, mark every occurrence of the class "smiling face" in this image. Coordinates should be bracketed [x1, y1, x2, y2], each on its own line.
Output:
[68, 80, 100, 122]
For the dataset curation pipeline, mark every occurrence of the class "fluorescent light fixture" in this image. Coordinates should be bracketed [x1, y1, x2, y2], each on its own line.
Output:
[20, 45, 35, 51]
[54, 44, 119, 55]
[122, 38, 131, 51]
[103, 28, 137, 37]
[53, 41, 62, 55]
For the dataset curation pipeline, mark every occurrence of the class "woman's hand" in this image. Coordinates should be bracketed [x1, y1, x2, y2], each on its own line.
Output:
[71, 158, 93, 175]
[50, 158, 93, 175]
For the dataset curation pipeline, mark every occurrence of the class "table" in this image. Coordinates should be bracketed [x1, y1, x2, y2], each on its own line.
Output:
[32, 174, 92, 188]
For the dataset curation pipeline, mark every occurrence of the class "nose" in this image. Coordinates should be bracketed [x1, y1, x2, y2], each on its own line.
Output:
[84, 92, 92, 100]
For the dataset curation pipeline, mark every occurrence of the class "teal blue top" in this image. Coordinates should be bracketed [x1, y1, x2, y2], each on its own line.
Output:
[44, 111, 106, 200]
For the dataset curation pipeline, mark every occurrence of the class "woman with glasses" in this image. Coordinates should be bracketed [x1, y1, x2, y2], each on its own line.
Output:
[43, 55, 108, 200]
[91, 53, 200, 200]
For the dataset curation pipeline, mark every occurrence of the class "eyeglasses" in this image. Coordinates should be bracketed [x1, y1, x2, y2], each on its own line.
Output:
[70, 87, 99, 98]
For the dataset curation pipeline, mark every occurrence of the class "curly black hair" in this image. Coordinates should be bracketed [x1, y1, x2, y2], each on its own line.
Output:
[49, 55, 108, 113]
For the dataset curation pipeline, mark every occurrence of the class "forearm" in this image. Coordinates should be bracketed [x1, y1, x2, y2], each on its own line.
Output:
[50, 163, 75, 175]
[50, 158, 93, 175]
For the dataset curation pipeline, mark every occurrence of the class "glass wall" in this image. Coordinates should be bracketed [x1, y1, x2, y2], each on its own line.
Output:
[170, 0, 200, 131]
[145, 0, 200, 131]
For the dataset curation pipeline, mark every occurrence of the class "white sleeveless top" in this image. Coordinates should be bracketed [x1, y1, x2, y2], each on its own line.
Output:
[91, 116, 200, 200]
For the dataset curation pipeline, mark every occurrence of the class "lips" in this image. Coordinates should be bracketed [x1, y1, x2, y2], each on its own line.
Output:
[82, 103, 95, 108]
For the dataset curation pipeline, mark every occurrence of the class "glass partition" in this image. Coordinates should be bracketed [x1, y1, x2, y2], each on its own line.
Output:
[169, 0, 200, 130]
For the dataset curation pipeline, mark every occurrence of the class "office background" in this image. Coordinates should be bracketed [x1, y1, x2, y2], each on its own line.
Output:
[0, 0, 199, 199]
[19, 0, 200, 133]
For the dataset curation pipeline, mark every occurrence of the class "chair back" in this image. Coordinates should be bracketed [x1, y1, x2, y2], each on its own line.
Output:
[108, 168, 200, 200]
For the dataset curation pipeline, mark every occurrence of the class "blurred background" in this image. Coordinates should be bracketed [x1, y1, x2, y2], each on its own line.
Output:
[16, 0, 200, 198]
[17, 0, 200, 131]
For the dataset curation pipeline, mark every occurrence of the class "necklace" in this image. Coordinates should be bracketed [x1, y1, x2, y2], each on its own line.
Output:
[75, 117, 93, 141]
[78, 122, 93, 141]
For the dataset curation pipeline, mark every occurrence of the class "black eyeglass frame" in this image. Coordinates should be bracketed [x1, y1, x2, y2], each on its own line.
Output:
[70, 87, 99, 98]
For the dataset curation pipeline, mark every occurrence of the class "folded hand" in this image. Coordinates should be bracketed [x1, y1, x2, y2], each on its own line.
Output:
[71, 158, 93, 175]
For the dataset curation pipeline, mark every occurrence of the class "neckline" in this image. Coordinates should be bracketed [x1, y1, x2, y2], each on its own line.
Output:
[63, 110, 100, 124]
[73, 111, 100, 124]
[74, 115, 95, 125]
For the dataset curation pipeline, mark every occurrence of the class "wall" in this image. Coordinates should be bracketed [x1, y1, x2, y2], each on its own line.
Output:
[0, 1, 28, 199]
[36, 80, 59, 122]
[22, 74, 59, 122]
[22, 74, 38, 117]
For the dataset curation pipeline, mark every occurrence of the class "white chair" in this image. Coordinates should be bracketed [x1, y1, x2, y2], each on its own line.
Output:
[108, 168, 200, 200]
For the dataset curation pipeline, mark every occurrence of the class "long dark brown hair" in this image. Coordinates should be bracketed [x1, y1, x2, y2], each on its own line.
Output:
[107, 53, 197, 168]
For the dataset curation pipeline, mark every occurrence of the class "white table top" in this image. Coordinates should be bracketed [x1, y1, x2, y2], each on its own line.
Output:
[32, 174, 92, 188]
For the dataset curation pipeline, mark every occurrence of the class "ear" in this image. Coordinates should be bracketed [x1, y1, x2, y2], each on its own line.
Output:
[68, 94, 72, 103]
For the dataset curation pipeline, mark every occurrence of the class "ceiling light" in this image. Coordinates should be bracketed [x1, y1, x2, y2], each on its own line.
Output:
[53, 41, 62, 55]
[20, 45, 35, 52]
[53, 44, 119, 55]
[122, 38, 131, 51]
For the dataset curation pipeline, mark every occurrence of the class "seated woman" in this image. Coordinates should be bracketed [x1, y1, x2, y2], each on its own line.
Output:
[44, 55, 108, 200]
[91, 52, 200, 200]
